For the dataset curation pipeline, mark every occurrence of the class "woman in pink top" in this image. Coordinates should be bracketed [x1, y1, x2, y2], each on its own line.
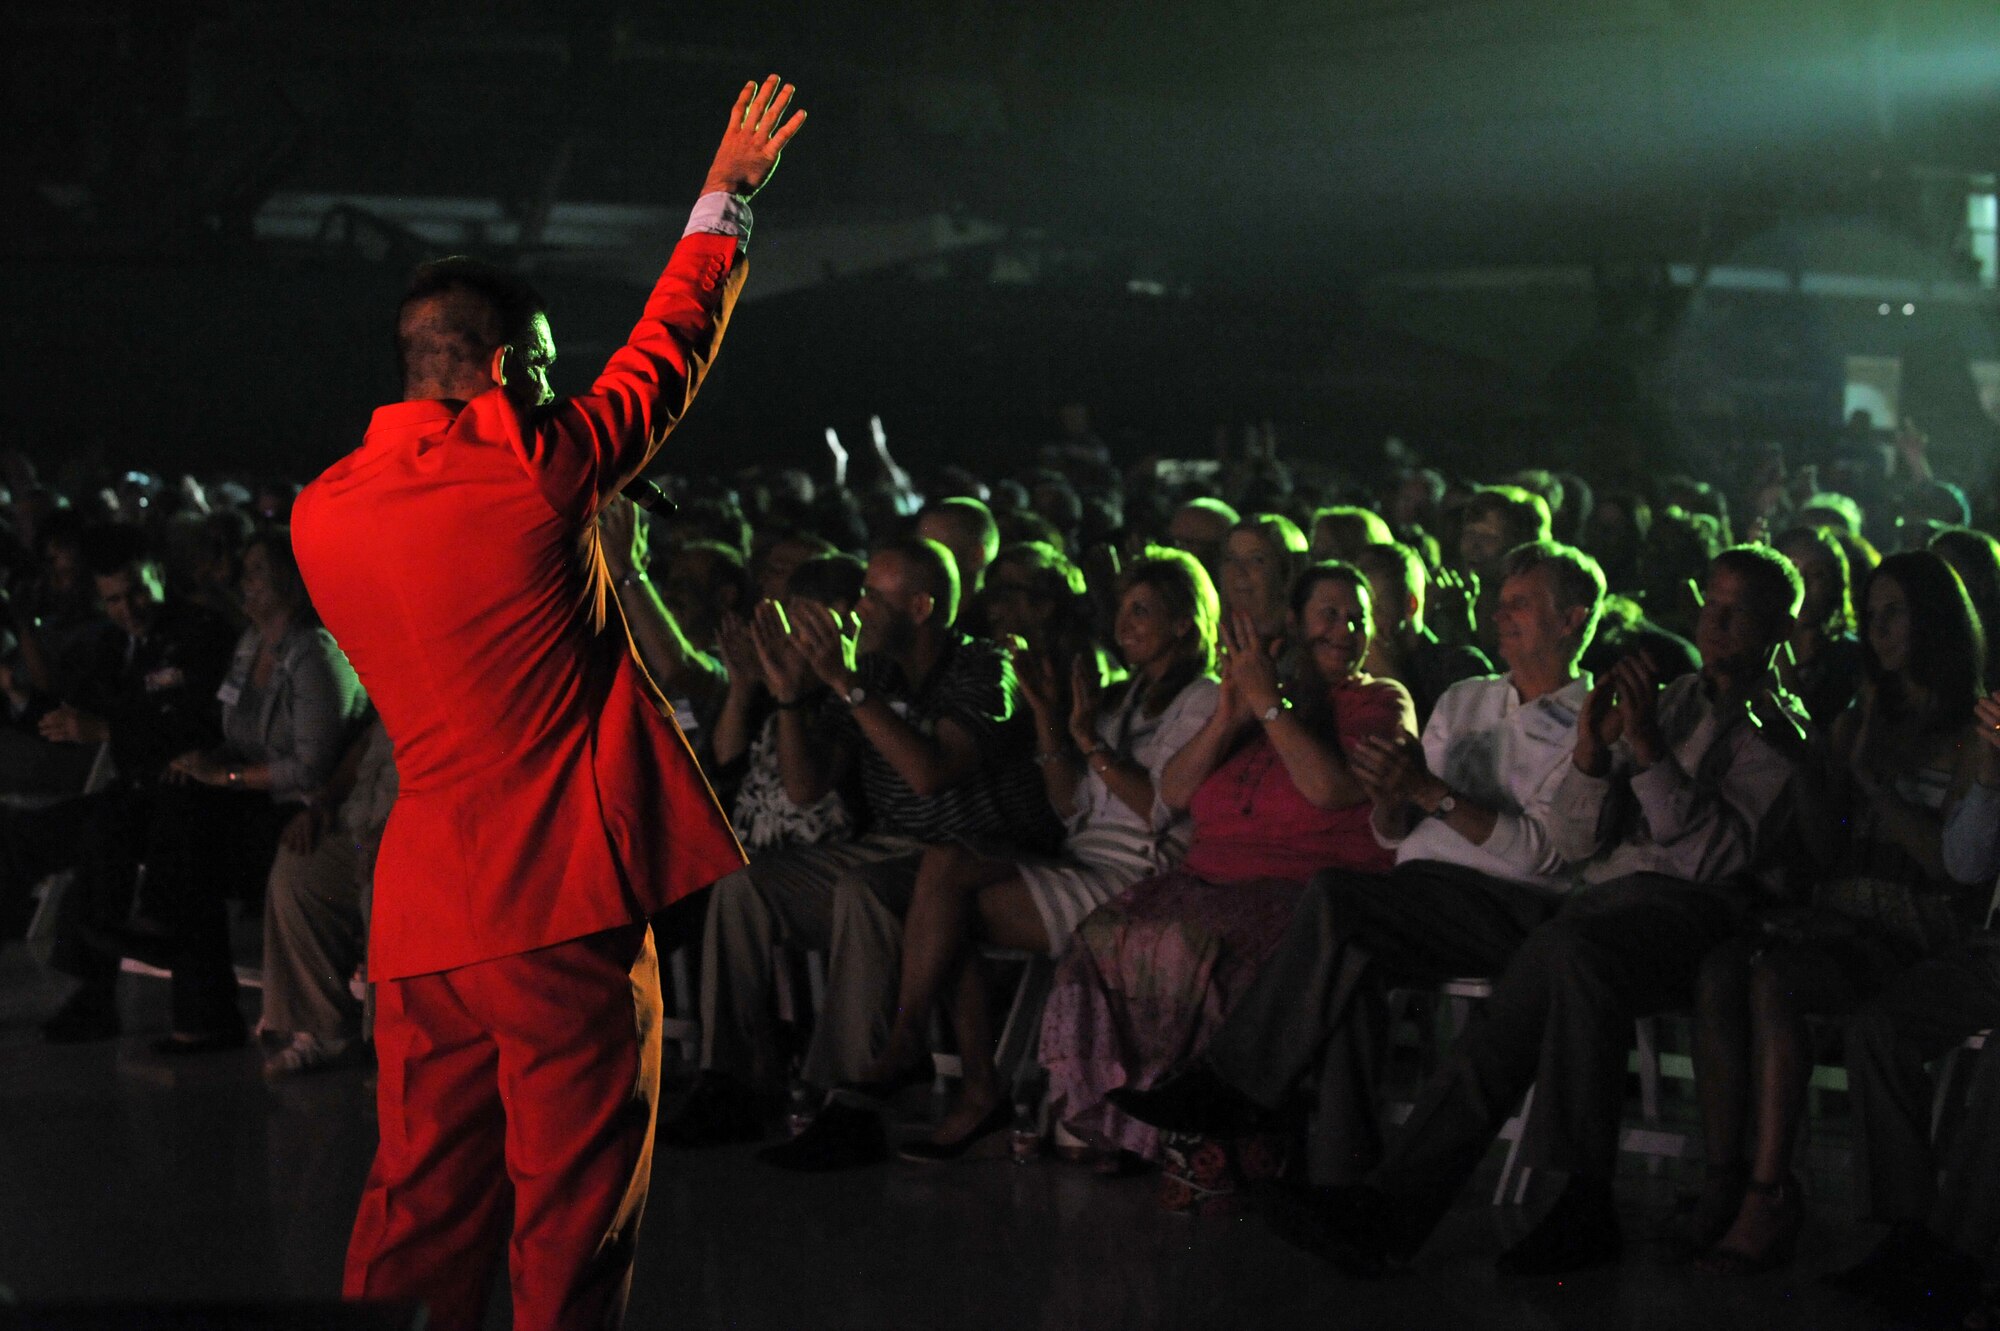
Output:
[1039, 561, 1416, 1174]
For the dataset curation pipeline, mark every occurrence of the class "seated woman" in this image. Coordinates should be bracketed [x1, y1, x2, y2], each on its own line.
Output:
[1038, 561, 1416, 1171]
[259, 714, 397, 1076]
[850, 548, 1222, 1159]
[1691, 549, 1987, 1272]
[152, 528, 369, 1052]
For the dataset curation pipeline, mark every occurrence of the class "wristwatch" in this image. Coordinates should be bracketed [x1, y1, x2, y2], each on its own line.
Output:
[1430, 791, 1457, 819]
[843, 684, 868, 708]
[1259, 698, 1292, 724]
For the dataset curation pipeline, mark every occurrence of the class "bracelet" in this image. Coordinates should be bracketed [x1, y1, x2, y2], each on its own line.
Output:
[1080, 743, 1109, 759]
[774, 695, 811, 712]
[1033, 750, 1068, 768]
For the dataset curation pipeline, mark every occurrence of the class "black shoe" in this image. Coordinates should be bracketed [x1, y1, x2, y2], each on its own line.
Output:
[1495, 1176, 1624, 1278]
[757, 1102, 887, 1173]
[41, 995, 120, 1044]
[898, 1100, 1014, 1164]
[152, 1028, 247, 1056]
[660, 1072, 772, 1149]
[1108, 1063, 1271, 1137]
[1263, 1183, 1410, 1279]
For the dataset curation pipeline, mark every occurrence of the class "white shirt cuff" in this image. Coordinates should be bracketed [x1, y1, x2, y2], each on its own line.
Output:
[684, 192, 753, 249]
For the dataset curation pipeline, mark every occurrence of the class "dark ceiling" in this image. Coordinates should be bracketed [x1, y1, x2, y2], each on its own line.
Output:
[8, 0, 1998, 277]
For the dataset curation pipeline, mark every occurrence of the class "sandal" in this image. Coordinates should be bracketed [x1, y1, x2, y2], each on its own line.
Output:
[1696, 1173, 1803, 1276]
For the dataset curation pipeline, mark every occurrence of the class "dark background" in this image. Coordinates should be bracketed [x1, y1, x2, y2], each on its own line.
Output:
[4, 0, 1997, 484]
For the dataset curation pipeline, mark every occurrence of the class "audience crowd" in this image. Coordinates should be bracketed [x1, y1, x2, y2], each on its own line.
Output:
[6, 408, 2000, 1318]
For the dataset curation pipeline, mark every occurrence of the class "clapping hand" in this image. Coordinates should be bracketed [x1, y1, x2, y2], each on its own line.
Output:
[1350, 734, 1441, 813]
[718, 610, 765, 694]
[787, 597, 859, 692]
[1220, 610, 1282, 716]
[702, 76, 807, 201]
[1068, 655, 1104, 751]
[1431, 567, 1479, 649]
[1015, 643, 1063, 722]
[751, 600, 813, 705]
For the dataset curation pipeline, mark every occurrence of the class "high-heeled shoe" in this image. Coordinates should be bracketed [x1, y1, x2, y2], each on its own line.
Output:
[897, 1100, 1013, 1163]
[1696, 1173, 1803, 1276]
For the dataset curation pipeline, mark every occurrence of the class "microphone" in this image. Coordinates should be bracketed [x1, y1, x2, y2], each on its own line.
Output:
[621, 475, 678, 518]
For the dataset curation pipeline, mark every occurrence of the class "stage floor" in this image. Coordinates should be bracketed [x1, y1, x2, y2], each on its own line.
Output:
[0, 943, 1909, 1329]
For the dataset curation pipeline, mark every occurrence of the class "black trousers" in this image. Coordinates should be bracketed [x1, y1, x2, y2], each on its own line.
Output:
[1, 782, 296, 1033]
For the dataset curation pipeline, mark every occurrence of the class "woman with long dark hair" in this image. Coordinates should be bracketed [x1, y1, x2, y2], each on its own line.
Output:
[1690, 550, 1987, 1273]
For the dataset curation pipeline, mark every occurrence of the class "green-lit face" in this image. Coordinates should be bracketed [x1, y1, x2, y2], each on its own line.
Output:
[505, 313, 557, 408]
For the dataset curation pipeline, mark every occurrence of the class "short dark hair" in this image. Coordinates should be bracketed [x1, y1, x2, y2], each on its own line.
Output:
[1290, 559, 1372, 621]
[874, 536, 961, 629]
[396, 256, 547, 392]
[1463, 485, 1552, 545]
[1711, 543, 1805, 623]
[785, 552, 866, 609]
[1773, 525, 1855, 635]
[920, 496, 1001, 567]
[1352, 541, 1426, 618]
[670, 539, 754, 609]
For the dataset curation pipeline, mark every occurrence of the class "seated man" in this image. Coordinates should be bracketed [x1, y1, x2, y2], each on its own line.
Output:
[1832, 691, 2000, 1321]
[1114, 540, 1603, 1188]
[1351, 540, 1491, 727]
[0, 524, 237, 1040]
[665, 535, 1059, 1162]
[1458, 485, 1552, 658]
[1273, 545, 1810, 1278]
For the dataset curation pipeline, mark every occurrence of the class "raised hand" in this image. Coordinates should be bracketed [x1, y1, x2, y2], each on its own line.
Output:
[718, 610, 765, 694]
[752, 599, 813, 704]
[1431, 567, 1479, 649]
[703, 76, 808, 200]
[1221, 610, 1281, 715]
[598, 494, 645, 579]
[1068, 654, 1104, 750]
[1609, 653, 1664, 763]
[1575, 672, 1625, 774]
[787, 597, 858, 691]
[1974, 691, 2000, 787]
[1015, 644, 1062, 721]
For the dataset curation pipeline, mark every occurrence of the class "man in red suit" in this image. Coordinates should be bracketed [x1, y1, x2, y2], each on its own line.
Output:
[290, 77, 806, 1331]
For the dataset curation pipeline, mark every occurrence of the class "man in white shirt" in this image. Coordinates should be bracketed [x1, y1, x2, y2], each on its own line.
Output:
[1295, 545, 1810, 1280]
[1112, 540, 1605, 1189]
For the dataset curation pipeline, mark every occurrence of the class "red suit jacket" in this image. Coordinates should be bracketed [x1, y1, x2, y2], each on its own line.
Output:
[293, 230, 750, 981]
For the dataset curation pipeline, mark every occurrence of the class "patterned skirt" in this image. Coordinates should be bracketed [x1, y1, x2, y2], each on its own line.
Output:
[1037, 870, 1305, 1162]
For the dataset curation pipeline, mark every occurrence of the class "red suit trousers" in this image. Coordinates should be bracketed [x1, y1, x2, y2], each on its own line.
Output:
[345, 923, 662, 1331]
